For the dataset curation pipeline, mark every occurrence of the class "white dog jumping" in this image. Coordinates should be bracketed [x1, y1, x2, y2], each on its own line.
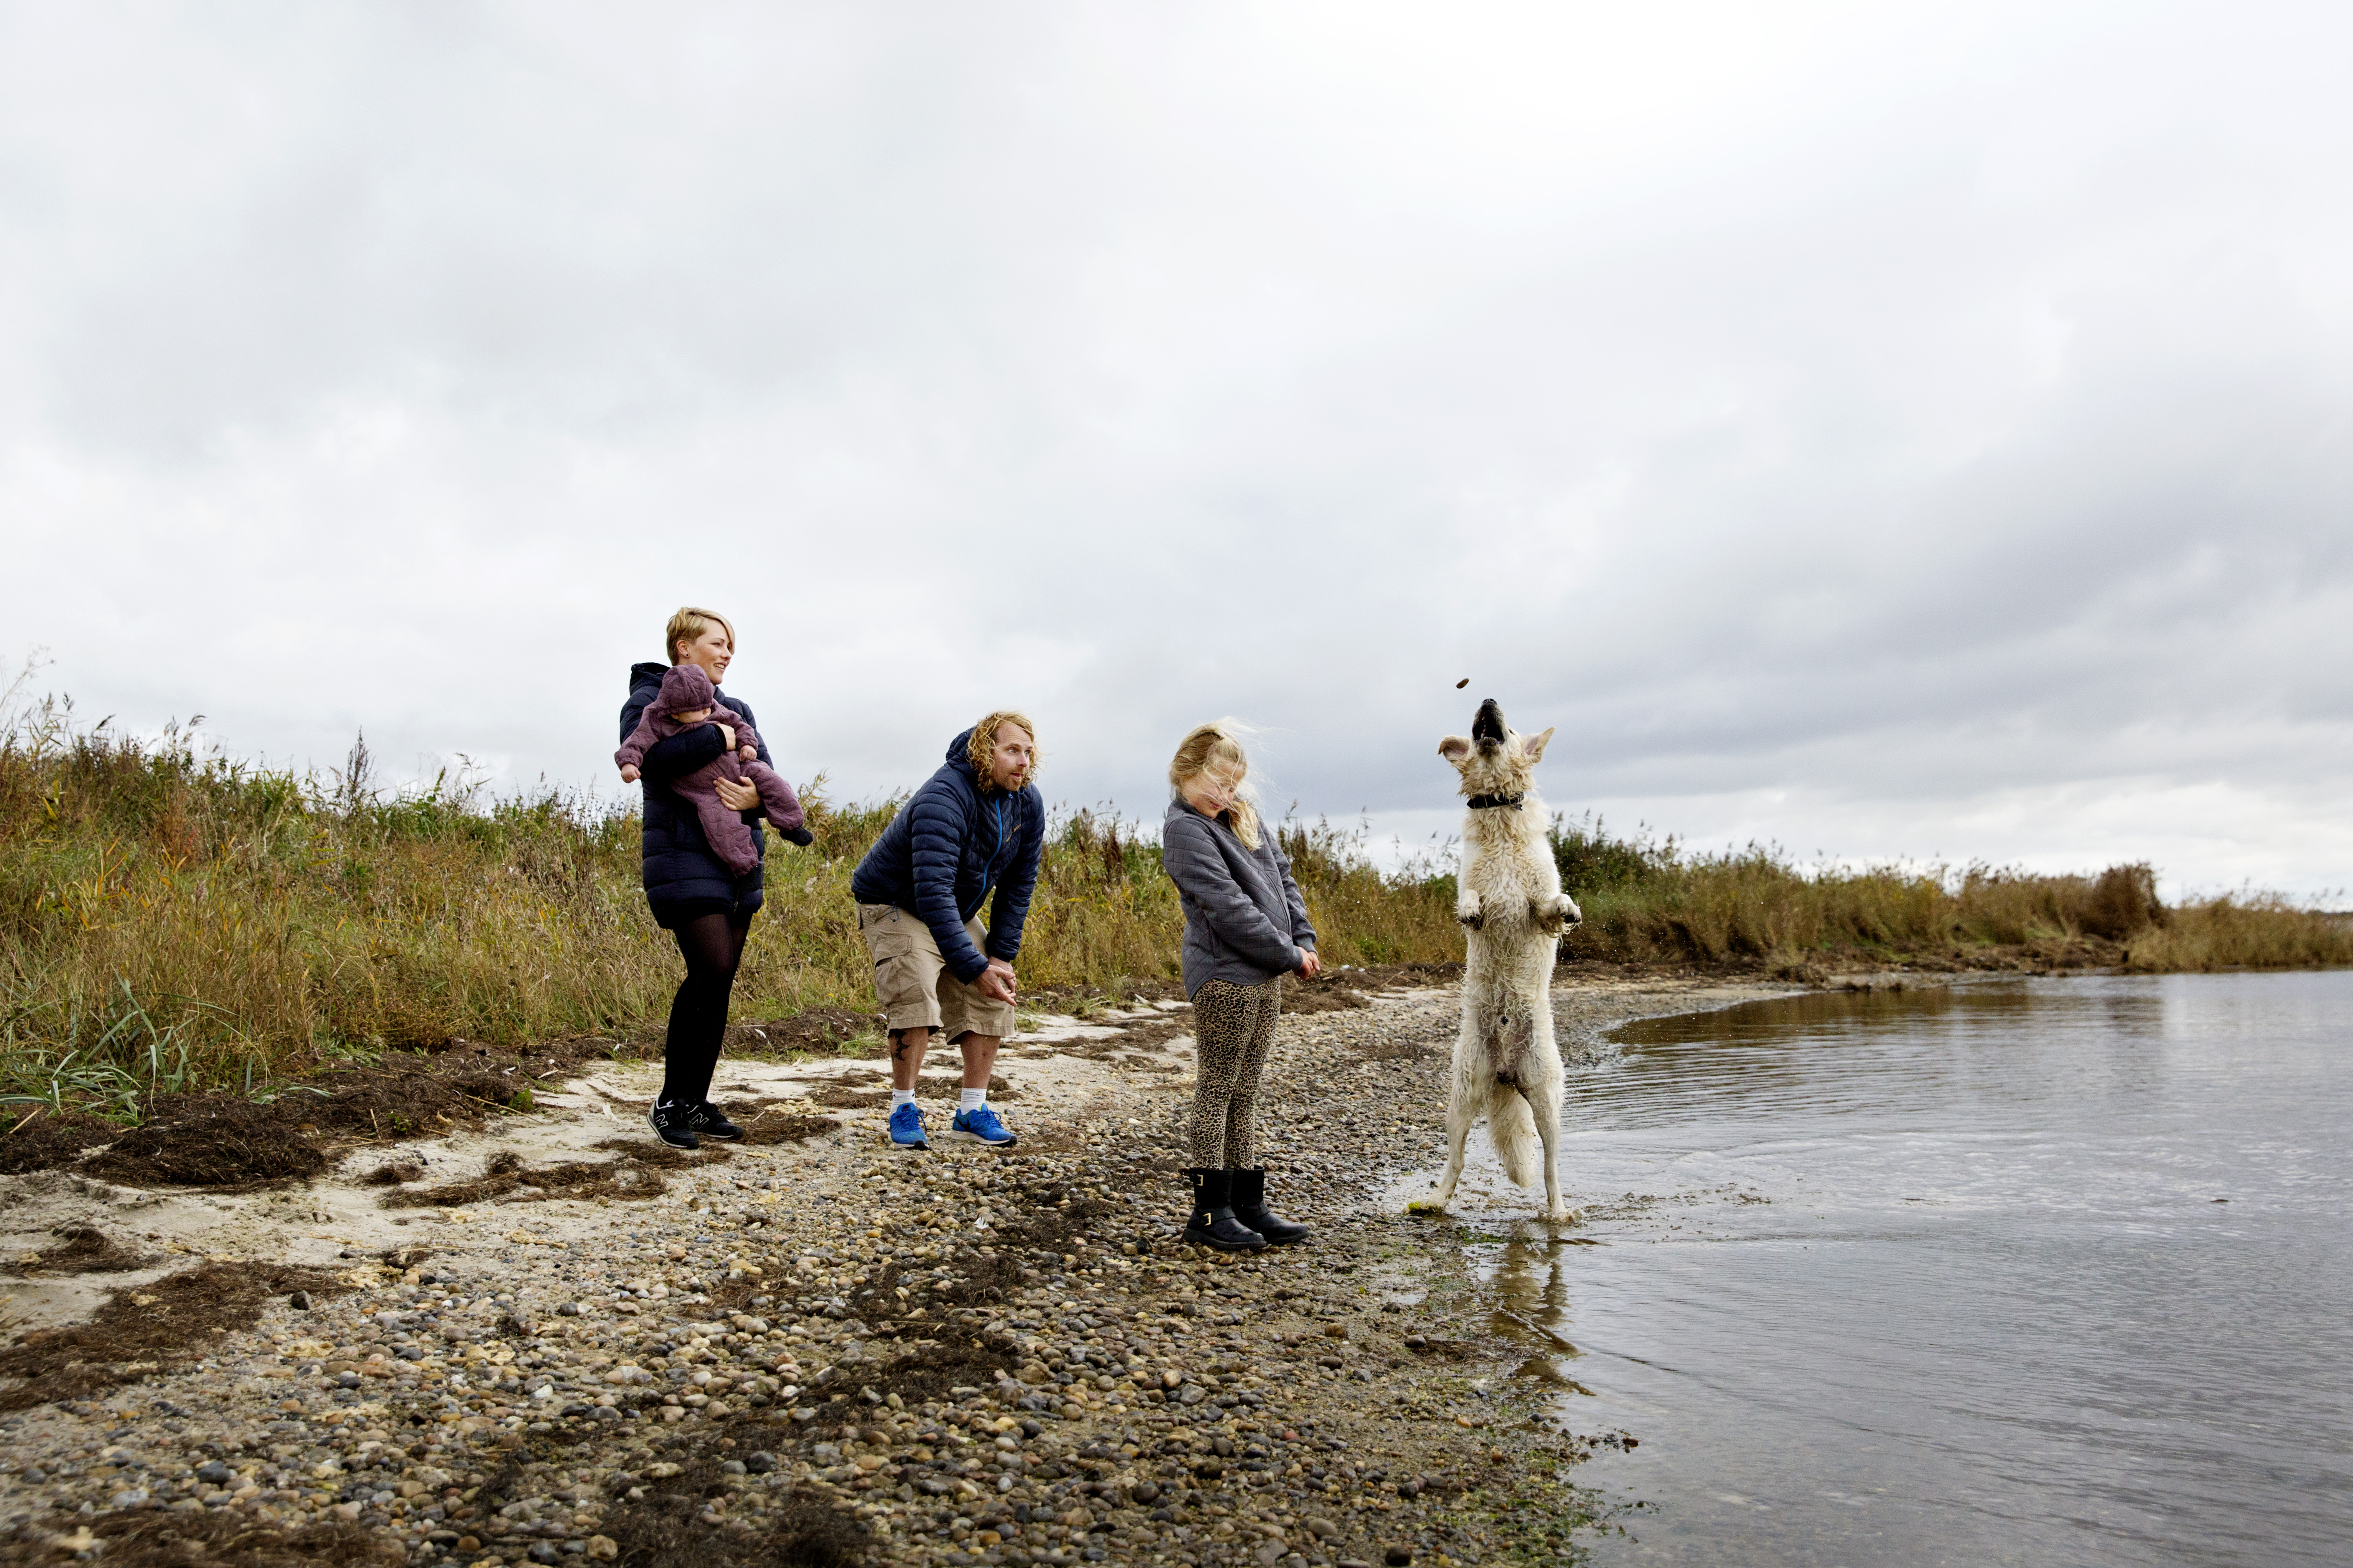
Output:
[1413, 697, 1582, 1223]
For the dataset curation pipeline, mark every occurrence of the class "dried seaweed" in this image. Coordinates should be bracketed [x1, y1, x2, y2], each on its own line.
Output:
[0, 1109, 118, 1175]
[78, 1098, 327, 1189]
[600, 1455, 868, 1567]
[3, 1511, 399, 1567]
[378, 1149, 672, 1209]
[0, 1261, 350, 1411]
[2, 1225, 155, 1277]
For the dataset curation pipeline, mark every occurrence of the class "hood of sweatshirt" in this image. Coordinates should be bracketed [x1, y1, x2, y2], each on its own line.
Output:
[632, 660, 726, 704]
[948, 727, 1044, 801]
[654, 664, 717, 717]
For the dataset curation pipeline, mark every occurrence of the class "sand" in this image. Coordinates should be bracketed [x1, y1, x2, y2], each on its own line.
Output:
[0, 969, 1784, 1568]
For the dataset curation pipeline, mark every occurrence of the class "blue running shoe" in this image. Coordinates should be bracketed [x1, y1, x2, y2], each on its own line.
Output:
[949, 1104, 1018, 1147]
[888, 1102, 930, 1150]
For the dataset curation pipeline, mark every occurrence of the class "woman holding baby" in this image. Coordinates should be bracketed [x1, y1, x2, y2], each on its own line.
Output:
[618, 607, 814, 1151]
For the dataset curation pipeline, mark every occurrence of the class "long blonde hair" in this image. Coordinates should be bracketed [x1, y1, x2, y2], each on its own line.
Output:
[1169, 720, 1263, 849]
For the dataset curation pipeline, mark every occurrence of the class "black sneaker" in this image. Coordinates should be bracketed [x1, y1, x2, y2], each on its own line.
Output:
[647, 1101, 699, 1151]
[689, 1103, 743, 1141]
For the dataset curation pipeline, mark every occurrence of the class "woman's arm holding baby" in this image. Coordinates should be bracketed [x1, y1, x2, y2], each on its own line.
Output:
[639, 725, 728, 783]
[618, 682, 730, 787]
[615, 711, 668, 784]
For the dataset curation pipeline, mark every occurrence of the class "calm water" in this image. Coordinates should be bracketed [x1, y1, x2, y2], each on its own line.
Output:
[1431, 973, 2353, 1566]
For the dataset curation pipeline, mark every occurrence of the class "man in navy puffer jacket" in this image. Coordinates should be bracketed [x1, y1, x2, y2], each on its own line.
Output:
[850, 712, 1044, 1150]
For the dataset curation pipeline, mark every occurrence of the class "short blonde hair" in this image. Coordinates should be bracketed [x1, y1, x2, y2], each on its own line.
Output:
[966, 711, 1039, 792]
[1169, 720, 1262, 849]
[665, 606, 736, 665]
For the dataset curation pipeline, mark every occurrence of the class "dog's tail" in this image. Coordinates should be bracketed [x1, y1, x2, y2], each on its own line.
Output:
[1488, 1086, 1542, 1191]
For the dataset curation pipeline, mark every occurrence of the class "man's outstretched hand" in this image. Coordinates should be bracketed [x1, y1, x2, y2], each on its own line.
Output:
[979, 959, 1018, 1005]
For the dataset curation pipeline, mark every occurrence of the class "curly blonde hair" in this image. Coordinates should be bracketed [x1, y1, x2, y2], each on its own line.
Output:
[966, 711, 1039, 793]
[1168, 720, 1263, 849]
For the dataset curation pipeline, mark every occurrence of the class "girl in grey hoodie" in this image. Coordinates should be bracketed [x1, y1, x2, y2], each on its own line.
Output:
[1160, 721, 1319, 1251]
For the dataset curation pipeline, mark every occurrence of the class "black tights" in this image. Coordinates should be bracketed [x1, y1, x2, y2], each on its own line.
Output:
[659, 910, 752, 1107]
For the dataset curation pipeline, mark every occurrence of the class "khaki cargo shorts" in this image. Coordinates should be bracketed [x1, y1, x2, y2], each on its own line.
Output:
[857, 903, 1018, 1041]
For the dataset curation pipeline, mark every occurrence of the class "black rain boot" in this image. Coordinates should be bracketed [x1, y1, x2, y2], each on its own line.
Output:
[1230, 1168, 1312, 1246]
[1182, 1168, 1267, 1252]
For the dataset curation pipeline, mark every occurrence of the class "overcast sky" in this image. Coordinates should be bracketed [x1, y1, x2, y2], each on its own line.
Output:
[5, 2, 2350, 898]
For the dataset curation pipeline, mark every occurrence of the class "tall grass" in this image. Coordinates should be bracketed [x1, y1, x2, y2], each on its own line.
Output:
[3, 688, 2344, 1111]
[1549, 814, 2353, 972]
[0, 697, 1459, 1105]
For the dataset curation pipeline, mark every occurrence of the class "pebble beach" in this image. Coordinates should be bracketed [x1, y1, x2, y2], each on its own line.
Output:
[0, 971, 1780, 1568]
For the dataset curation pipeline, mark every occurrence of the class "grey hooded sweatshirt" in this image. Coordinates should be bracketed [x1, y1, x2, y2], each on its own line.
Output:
[1161, 796, 1317, 999]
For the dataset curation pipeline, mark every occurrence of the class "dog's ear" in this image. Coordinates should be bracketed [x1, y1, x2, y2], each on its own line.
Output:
[1438, 735, 1472, 766]
[1520, 726, 1555, 763]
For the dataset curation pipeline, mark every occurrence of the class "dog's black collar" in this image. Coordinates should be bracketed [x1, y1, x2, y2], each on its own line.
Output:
[1465, 793, 1524, 811]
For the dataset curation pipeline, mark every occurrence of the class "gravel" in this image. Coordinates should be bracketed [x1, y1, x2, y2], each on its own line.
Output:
[0, 973, 1771, 1566]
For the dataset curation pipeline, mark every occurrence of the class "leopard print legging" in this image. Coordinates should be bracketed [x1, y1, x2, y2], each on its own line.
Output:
[1189, 976, 1283, 1168]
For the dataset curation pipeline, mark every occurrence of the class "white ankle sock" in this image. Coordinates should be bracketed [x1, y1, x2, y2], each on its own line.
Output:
[890, 1089, 916, 1110]
[959, 1087, 986, 1113]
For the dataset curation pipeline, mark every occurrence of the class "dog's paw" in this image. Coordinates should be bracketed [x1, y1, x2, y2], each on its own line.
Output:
[1545, 1205, 1583, 1226]
[1533, 893, 1583, 933]
[1455, 893, 1484, 930]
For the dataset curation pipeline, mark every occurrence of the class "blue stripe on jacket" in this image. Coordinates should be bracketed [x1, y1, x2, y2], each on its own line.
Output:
[849, 728, 1045, 983]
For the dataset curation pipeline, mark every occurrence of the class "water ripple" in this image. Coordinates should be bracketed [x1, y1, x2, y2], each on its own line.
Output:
[1442, 972, 2353, 1566]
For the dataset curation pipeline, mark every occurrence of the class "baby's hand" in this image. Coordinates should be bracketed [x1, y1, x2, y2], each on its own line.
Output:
[740, 744, 757, 761]
[619, 764, 640, 784]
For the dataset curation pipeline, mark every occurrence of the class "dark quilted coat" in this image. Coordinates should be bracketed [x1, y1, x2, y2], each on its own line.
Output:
[621, 661, 771, 927]
[849, 728, 1045, 983]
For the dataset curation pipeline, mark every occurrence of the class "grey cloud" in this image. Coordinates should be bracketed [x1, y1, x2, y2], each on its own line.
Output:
[4, 2, 2351, 896]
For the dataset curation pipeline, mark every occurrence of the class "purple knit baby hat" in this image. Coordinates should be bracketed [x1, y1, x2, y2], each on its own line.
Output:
[658, 663, 717, 715]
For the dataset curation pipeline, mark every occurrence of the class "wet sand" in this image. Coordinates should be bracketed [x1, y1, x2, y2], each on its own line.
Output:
[0, 971, 1783, 1568]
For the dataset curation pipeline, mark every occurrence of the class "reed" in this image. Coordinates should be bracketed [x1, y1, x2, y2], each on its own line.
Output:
[0, 700, 1458, 1108]
[3, 691, 2344, 1113]
[1549, 814, 2353, 972]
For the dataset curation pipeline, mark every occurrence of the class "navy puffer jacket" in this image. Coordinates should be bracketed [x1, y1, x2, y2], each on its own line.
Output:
[850, 729, 1045, 983]
[621, 661, 770, 927]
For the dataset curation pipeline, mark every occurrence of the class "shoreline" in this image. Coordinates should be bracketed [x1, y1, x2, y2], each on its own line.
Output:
[0, 972, 1786, 1568]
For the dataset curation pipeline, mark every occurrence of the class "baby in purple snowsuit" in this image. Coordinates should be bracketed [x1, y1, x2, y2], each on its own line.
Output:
[616, 664, 805, 876]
